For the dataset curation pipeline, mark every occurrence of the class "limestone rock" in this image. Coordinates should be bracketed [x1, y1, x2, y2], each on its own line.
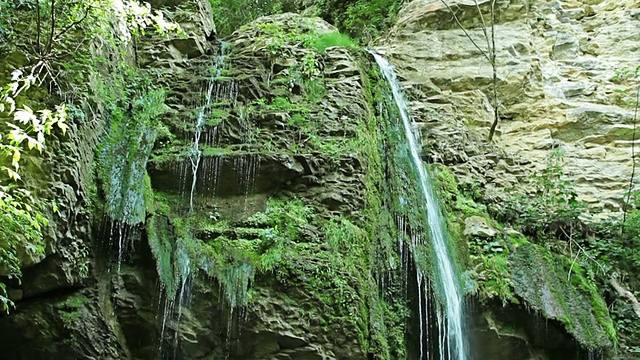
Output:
[377, 0, 640, 215]
[464, 216, 497, 237]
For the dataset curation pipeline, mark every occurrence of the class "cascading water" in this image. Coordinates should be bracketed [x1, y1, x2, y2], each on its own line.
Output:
[157, 42, 235, 359]
[188, 79, 213, 213]
[370, 52, 467, 360]
[188, 41, 231, 213]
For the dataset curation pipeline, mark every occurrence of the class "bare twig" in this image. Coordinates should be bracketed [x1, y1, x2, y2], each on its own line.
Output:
[488, 0, 500, 141]
[440, 0, 500, 140]
[473, 0, 491, 56]
[567, 246, 581, 281]
[438, 0, 491, 63]
[54, 5, 91, 42]
[45, 0, 56, 55]
[36, 1, 42, 54]
[622, 81, 640, 239]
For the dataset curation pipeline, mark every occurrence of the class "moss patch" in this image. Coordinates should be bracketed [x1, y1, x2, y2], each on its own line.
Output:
[511, 242, 615, 349]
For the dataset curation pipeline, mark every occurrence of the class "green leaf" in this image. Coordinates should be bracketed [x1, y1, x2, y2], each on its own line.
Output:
[5, 168, 20, 181]
[27, 136, 42, 151]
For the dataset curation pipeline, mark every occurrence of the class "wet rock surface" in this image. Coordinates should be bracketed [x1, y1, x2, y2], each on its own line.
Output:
[2, 0, 635, 358]
[377, 0, 633, 356]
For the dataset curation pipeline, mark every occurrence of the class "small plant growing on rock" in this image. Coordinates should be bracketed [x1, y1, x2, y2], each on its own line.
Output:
[496, 149, 587, 242]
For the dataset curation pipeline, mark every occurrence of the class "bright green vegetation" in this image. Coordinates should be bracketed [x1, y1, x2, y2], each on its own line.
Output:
[359, 65, 445, 357]
[209, 0, 295, 37]
[0, 188, 48, 312]
[495, 149, 586, 242]
[595, 191, 640, 354]
[141, 19, 427, 356]
[56, 294, 90, 330]
[97, 76, 167, 226]
[208, 0, 405, 42]
[3, 0, 634, 356]
[431, 163, 515, 303]
[313, 32, 359, 54]
[0, 0, 180, 311]
[511, 243, 615, 349]
[316, 0, 406, 41]
[605, 64, 640, 355]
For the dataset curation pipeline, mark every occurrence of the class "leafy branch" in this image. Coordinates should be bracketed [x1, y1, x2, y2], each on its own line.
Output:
[0, 0, 182, 313]
[0, 67, 69, 180]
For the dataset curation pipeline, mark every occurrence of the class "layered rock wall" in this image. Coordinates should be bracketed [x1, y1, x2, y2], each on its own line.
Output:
[378, 0, 640, 215]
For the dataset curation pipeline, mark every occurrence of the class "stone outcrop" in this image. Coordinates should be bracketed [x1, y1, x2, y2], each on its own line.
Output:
[2, 0, 636, 358]
[377, 0, 640, 216]
[376, 0, 637, 356]
[138, 12, 376, 359]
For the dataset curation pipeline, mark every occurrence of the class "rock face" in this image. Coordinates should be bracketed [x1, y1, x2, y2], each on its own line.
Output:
[139, 13, 376, 359]
[2, 0, 634, 358]
[2, 4, 414, 359]
[378, 0, 640, 216]
[377, 0, 634, 357]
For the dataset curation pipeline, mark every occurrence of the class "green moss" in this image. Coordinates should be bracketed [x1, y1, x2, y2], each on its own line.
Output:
[302, 78, 327, 103]
[56, 294, 90, 330]
[140, 41, 415, 358]
[312, 32, 359, 54]
[201, 147, 232, 156]
[97, 84, 167, 226]
[430, 163, 486, 217]
[434, 158, 615, 351]
[147, 216, 177, 298]
[512, 243, 615, 349]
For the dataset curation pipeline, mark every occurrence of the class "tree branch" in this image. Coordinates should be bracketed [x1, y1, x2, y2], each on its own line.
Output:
[45, 0, 56, 55]
[488, 0, 499, 141]
[36, 1, 42, 54]
[622, 81, 640, 239]
[473, 0, 492, 57]
[54, 5, 91, 42]
[439, 0, 491, 63]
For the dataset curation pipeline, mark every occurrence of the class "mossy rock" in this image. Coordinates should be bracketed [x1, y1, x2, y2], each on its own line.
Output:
[511, 242, 615, 352]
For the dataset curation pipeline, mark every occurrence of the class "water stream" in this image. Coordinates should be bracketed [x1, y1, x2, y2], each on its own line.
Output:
[188, 79, 213, 213]
[371, 52, 467, 360]
[188, 41, 231, 213]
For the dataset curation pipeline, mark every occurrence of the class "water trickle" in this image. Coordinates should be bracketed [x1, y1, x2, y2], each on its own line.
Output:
[188, 79, 214, 213]
[157, 292, 174, 357]
[188, 42, 233, 212]
[171, 241, 192, 358]
[233, 154, 260, 201]
[371, 52, 467, 359]
[202, 156, 223, 193]
[155, 239, 193, 359]
[417, 269, 425, 360]
[114, 224, 128, 273]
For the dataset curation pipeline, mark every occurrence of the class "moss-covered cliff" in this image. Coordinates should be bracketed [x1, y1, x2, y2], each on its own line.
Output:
[1, 0, 638, 359]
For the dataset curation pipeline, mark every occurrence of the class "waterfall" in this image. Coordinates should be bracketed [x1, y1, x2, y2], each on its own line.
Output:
[188, 79, 212, 213]
[370, 52, 467, 360]
[188, 41, 231, 213]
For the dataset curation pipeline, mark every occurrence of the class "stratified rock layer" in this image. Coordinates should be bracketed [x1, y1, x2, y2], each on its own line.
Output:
[378, 0, 639, 216]
[377, 0, 630, 357]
